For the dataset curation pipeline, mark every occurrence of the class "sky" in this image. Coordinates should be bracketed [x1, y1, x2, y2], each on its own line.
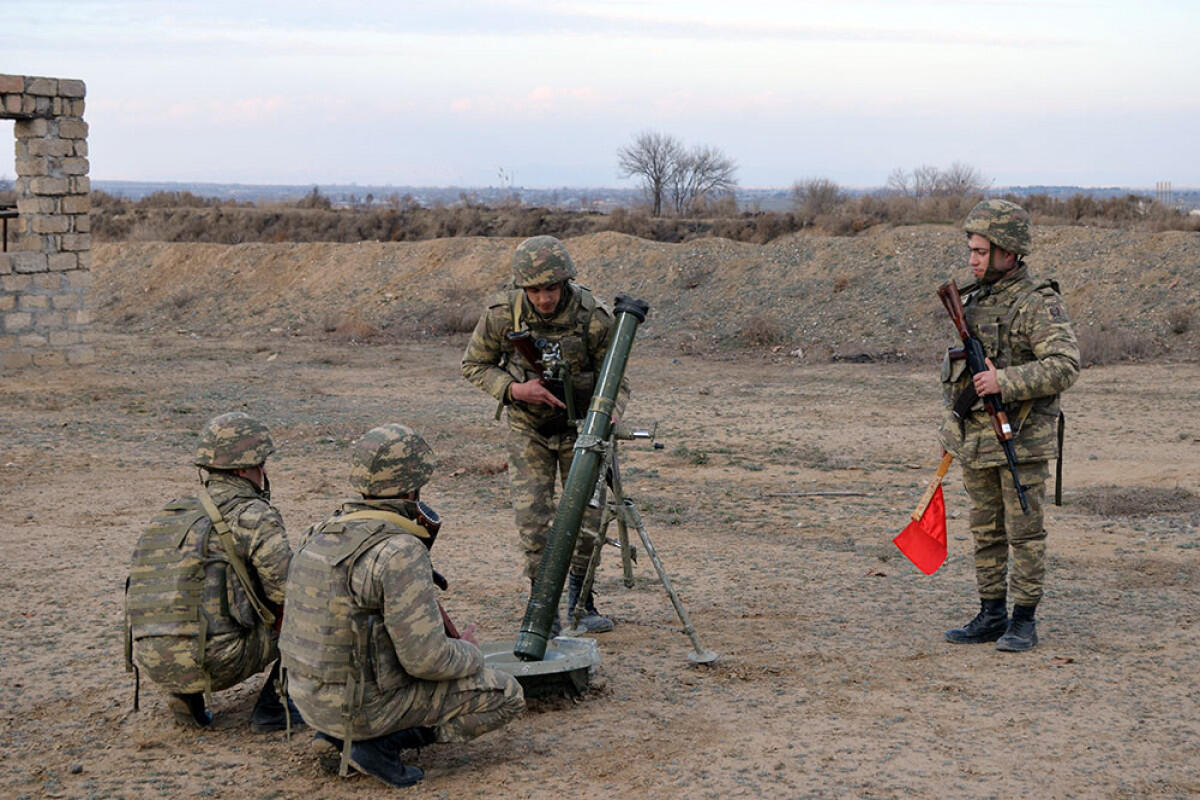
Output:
[5, 0, 1199, 189]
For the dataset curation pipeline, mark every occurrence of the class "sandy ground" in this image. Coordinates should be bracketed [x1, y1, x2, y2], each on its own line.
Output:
[1, 331, 1198, 799]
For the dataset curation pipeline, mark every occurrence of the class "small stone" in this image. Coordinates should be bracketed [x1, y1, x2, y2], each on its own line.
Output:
[69, 764, 83, 775]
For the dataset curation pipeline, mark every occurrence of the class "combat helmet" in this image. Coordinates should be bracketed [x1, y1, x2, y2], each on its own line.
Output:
[963, 199, 1032, 256]
[194, 412, 275, 469]
[350, 423, 435, 498]
[512, 235, 576, 287]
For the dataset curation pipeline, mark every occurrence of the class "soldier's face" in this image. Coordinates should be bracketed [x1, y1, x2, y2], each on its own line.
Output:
[525, 283, 563, 316]
[968, 234, 1015, 279]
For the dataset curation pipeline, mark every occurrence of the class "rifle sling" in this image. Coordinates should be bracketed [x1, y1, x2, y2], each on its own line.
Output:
[197, 488, 276, 628]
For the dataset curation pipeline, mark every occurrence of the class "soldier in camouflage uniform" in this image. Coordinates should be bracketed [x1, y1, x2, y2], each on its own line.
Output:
[280, 424, 524, 789]
[461, 235, 630, 634]
[125, 412, 296, 730]
[939, 199, 1080, 652]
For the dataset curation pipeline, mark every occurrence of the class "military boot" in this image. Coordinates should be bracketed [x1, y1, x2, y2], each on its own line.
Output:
[315, 731, 424, 788]
[565, 572, 614, 634]
[250, 664, 307, 733]
[168, 692, 213, 728]
[945, 597, 1008, 644]
[996, 604, 1039, 652]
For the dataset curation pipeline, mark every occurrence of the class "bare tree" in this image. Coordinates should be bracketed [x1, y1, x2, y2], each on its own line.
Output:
[886, 168, 912, 197]
[669, 145, 738, 215]
[937, 161, 987, 196]
[616, 131, 684, 216]
[790, 177, 845, 224]
[912, 164, 941, 204]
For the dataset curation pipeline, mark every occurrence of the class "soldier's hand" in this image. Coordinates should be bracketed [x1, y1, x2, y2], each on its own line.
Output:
[973, 357, 1001, 397]
[459, 623, 478, 645]
[510, 379, 567, 409]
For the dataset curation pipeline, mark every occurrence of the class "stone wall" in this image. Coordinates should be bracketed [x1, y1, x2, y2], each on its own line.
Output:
[0, 73, 93, 370]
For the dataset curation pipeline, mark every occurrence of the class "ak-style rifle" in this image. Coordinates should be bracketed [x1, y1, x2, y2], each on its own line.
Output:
[937, 281, 1030, 513]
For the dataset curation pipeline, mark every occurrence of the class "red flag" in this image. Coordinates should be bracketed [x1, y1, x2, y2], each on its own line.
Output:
[893, 483, 948, 575]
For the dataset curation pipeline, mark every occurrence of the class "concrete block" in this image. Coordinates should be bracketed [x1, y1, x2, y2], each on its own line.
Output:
[37, 311, 64, 328]
[49, 329, 80, 346]
[13, 118, 49, 137]
[2, 274, 32, 292]
[17, 196, 59, 214]
[61, 234, 91, 252]
[0, 75, 23, 93]
[28, 139, 73, 157]
[62, 157, 88, 175]
[31, 215, 70, 234]
[3, 94, 22, 115]
[65, 270, 93, 289]
[11, 252, 48, 274]
[81, 328, 99, 343]
[18, 294, 50, 310]
[74, 252, 92, 270]
[35, 96, 53, 115]
[69, 308, 93, 325]
[0, 253, 9, 275]
[73, 140, 88, 157]
[58, 119, 89, 139]
[1, 351, 33, 370]
[53, 292, 82, 309]
[26, 78, 56, 96]
[33, 349, 67, 367]
[62, 195, 90, 214]
[5, 312, 33, 331]
[48, 252, 78, 271]
[34, 273, 63, 290]
[72, 215, 91, 233]
[67, 345, 95, 365]
[18, 332, 47, 347]
[70, 99, 86, 117]
[30, 176, 70, 195]
[71, 176, 91, 193]
[0, 294, 14, 311]
[58, 79, 86, 98]
[21, 95, 36, 115]
[15, 157, 48, 177]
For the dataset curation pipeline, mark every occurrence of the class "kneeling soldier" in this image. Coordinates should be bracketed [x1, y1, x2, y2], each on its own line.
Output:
[281, 423, 525, 789]
[125, 412, 297, 731]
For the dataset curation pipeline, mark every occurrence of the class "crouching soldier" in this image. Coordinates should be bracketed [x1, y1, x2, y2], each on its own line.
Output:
[280, 423, 525, 789]
[125, 412, 298, 731]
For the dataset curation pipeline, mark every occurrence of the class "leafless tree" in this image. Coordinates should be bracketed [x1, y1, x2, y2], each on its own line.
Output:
[617, 131, 684, 216]
[886, 168, 912, 197]
[790, 177, 845, 223]
[937, 161, 987, 196]
[912, 164, 941, 204]
[669, 145, 738, 215]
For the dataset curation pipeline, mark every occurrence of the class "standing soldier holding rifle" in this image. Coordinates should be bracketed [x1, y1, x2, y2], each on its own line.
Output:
[462, 236, 630, 634]
[938, 199, 1079, 652]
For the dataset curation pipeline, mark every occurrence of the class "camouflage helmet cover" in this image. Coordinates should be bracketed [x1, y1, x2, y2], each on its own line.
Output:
[350, 423, 435, 497]
[194, 412, 275, 469]
[963, 199, 1032, 256]
[511, 235, 576, 287]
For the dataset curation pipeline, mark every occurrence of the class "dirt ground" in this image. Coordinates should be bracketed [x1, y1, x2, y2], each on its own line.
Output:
[1, 325, 1198, 799]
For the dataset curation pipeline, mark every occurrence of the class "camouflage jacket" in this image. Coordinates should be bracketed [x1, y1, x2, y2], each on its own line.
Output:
[127, 473, 290, 692]
[461, 283, 630, 436]
[280, 499, 482, 737]
[938, 266, 1080, 468]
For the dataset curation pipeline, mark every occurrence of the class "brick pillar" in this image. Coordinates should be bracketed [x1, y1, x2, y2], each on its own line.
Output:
[0, 73, 94, 370]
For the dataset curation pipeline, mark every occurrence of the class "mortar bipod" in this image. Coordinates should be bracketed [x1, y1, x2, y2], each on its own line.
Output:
[565, 424, 718, 664]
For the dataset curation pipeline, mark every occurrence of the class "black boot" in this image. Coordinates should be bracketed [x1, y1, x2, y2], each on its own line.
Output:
[386, 726, 437, 751]
[168, 692, 213, 728]
[566, 572, 614, 634]
[315, 731, 425, 788]
[996, 604, 1039, 652]
[250, 663, 307, 733]
[945, 597, 1008, 644]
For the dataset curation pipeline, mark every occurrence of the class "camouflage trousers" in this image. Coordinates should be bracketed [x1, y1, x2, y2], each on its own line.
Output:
[135, 624, 277, 694]
[507, 428, 602, 581]
[961, 460, 1050, 607]
[295, 667, 525, 744]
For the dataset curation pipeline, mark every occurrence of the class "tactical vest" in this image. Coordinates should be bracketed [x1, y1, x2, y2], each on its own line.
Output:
[497, 282, 600, 432]
[279, 516, 413, 697]
[124, 491, 276, 697]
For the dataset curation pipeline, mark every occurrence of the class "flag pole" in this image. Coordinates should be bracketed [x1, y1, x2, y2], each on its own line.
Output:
[911, 452, 954, 520]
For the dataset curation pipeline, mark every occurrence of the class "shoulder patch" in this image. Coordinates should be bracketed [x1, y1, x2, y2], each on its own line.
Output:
[1047, 303, 1067, 322]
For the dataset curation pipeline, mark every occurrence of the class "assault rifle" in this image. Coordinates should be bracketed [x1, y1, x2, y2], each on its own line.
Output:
[506, 330, 581, 419]
[937, 280, 1030, 513]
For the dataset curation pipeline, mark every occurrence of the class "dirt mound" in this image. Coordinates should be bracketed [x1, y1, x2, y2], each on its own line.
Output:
[92, 226, 1200, 361]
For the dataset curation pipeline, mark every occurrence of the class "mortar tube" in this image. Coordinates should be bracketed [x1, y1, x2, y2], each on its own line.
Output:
[514, 294, 649, 661]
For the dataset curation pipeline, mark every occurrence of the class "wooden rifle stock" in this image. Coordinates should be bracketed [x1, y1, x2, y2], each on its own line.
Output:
[936, 281, 1030, 513]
